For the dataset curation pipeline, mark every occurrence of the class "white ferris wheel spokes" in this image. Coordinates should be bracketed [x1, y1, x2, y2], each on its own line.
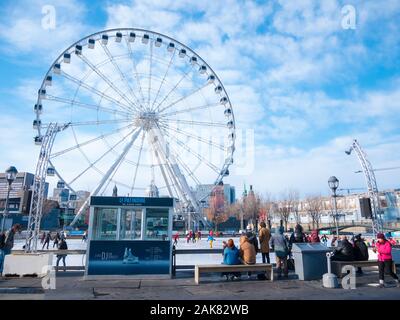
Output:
[31, 28, 236, 231]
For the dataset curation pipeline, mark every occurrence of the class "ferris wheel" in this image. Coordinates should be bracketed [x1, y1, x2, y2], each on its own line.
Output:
[29, 28, 235, 236]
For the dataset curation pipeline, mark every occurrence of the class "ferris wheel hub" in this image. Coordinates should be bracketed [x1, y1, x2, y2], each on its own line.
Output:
[135, 111, 159, 130]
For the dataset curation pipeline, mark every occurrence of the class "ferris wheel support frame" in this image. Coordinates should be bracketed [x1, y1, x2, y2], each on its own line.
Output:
[69, 127, 142, 226]
[25, 123, 68, 252]
[346, 139, 383, 236]
[148, 127, 211, 228]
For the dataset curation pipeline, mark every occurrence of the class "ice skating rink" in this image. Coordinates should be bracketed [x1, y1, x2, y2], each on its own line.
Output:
[12, 237, 279, 267]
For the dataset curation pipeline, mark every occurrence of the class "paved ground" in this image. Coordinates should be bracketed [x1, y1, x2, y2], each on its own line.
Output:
[0, 268, 399, 300]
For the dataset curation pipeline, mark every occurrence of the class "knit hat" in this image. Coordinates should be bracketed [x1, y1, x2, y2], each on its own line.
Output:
[377, 233, 385, 240]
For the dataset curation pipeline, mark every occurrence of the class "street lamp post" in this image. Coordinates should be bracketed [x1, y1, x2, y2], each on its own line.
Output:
[1, 166, 18, 233]
[328, 176, 340, 237]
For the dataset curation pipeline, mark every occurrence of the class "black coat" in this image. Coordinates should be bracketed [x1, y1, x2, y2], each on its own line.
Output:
[353, 239, 369, 261]
[333, 239, 355, 261]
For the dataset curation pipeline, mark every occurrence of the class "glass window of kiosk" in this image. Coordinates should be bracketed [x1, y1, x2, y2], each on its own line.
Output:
[144, 208, 169, 240]
[120, 209, 142, 240]
[92, 208, 118, 240]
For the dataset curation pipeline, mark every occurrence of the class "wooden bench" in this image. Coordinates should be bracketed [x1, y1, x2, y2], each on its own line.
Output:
[194, 264, 274, 284]
[331, 260, 397, 277]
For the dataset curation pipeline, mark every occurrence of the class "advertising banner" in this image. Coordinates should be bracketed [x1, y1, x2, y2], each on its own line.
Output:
[87, 240, 171, 275]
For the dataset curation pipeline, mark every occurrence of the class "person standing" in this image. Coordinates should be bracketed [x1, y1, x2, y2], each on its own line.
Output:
[270, 226, 289, 278]
[373, 233, 399, 288]
[309, 230, 320, 243]
[82, 231, 87, 242]
[321, 234, 328, 246]
[40, 232, 46, 244]
[289, 224, 307, 249]
[258, 222, 271, 264]
[0, 224, 22, 274]
[173, 232, 179, 246]
[53, 232, 60, 248]
[353, 234, 369, 274]
[42, 232, 51, 250]
[245, 225, 259, 253]
[56, 238, 68, 272]
[207, 233, 215, 249]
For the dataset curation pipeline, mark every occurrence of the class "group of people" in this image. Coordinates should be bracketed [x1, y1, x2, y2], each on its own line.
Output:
[221, 222, 290, 280]
[330, 232, 399, 287]
[220, 223, 399, 287]
[183, 230, 202, 244]
[40, 230, 67, 250]
[0, 225, 69, 274]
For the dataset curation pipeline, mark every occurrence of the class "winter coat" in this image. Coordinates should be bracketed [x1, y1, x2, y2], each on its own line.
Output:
[270, 233, 289, 258]
[309, 231, 320, 243]
[245, 231, 259, 252]
[376, 240, 393, 262]
[289, 228, 307, 248]
[258, 227, 271, 253]
[239, 237, 256, 264]
[57, 241, 68, 258]
[333, 239, 355, 261]
[353, 239, 369, 261]
[223, 246, 241, 265]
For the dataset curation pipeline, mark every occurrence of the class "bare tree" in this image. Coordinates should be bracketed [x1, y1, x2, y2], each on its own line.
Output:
[243, 191, 262, 228]
[288, 189, 300, 224]
[206, 199, 229, 231]
[306, 195, 323, 230]
[278, 189, 299, 231]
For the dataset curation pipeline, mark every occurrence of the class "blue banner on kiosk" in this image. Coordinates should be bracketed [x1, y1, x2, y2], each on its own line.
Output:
[90, 196, 174, 207]
[87, 240, 171, 275]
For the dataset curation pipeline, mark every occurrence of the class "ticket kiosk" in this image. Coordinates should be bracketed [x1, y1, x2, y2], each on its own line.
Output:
[85, 196, 174, 278]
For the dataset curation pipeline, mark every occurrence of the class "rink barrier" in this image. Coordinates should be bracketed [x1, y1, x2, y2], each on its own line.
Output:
[172, 248, 224, 276]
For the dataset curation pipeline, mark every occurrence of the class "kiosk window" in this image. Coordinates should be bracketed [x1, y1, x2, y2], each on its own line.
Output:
[120, 209, 142, 240]
[145, 208, 169, 240]
[92, 208, 118, 240]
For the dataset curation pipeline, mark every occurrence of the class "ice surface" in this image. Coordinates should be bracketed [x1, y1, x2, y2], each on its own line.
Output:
[12, 237, 278, 266]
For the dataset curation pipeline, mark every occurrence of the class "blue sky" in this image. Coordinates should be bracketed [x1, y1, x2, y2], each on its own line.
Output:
[0, 0, 399, 198]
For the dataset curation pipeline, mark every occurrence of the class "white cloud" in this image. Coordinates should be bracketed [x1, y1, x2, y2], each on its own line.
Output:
[0, 0, 89, 61]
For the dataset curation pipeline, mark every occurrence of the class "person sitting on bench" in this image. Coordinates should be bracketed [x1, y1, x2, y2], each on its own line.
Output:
[239, 235, 256, 279]
[221, 239, 242, 280]
[353, 234, 369, 274]
[331, 236, 355, 261]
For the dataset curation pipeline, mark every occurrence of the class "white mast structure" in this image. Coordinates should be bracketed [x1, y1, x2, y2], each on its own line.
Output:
[345, 139, 383, 236]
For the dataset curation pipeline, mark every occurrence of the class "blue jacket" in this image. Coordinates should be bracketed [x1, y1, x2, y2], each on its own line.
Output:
[223, 246, 241, 265]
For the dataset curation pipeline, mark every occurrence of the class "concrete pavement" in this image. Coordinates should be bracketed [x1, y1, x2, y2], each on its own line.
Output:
[0, 269, 399, 300]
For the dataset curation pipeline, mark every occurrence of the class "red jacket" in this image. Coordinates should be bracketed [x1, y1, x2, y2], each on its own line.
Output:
[310, 231, 320, 243]
[376, 240, 392, 262]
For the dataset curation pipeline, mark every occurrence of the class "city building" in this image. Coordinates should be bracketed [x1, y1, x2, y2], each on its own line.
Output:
[270, 190, 400, 227]
[0, 172, 48, 214]
[195, 183, 236, 207]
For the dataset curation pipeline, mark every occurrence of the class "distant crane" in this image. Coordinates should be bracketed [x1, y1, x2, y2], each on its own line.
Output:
[338, 188, 366, 195]
[355, 166, 400, 174]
